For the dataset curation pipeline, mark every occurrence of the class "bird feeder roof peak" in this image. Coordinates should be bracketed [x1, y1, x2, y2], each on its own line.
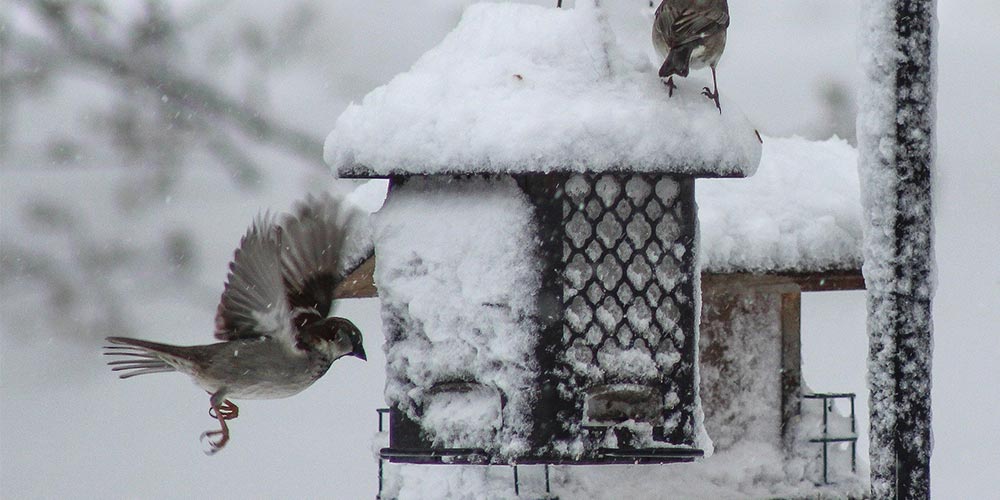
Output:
[326, 3, 761, 179]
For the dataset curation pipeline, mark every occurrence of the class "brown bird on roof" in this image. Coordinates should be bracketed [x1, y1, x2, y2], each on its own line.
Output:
[652, 0, 730, 113]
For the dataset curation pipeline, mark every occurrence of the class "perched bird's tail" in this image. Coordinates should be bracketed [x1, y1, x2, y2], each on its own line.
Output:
[103, 337, 187, 379]
[659, 44, 694, 78]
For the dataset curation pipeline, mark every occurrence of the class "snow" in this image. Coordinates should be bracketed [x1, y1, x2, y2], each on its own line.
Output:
[344, 179, 389, 213]
[698, 136, 862, 274]
[422, 384, 505, 448]
[325, 3, 761, 178]
[371, 176, 540, 456]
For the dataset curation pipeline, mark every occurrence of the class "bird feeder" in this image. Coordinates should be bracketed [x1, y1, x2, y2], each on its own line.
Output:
[325, 4, 761, 465]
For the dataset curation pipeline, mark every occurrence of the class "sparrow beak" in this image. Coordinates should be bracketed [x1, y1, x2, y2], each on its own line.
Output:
[352, 344, 367, 361]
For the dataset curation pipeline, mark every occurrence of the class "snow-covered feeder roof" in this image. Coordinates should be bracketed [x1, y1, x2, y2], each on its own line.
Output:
[698, 136, 863, 274]
[325, 4, 762, 178]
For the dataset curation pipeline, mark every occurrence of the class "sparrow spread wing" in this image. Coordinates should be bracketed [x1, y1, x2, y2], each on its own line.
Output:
[214, 215, 296, 344]
[657, 3, 730, 48]
[279, 193, 360, 327]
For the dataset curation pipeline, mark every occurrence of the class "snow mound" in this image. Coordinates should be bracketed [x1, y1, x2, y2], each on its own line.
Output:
[698, 136, 862, 273]
[326, 4, 761, 178]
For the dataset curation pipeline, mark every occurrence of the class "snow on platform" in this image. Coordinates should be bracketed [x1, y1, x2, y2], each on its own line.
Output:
[325, 4, 762, 178]
[698, 136, 862, 274]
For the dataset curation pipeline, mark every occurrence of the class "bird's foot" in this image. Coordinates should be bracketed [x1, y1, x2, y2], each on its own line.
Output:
[702, 87, 722, 114]
[202, 398, 233, 454]
[208, 399, 240, 421]
[200, 427, 230, 455]
[664, 76, 677, 97]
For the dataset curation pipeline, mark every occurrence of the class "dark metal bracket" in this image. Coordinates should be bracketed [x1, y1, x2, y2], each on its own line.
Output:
[803, 393, 858, 484]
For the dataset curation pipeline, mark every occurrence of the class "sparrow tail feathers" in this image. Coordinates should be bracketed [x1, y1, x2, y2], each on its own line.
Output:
[103, 337, 185, 379]
[660, 44, 694, 78]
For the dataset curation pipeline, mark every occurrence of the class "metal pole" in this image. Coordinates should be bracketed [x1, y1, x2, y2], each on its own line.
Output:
[377, 409, 387, 499]
[822, 396, 829, 484]
[545, 464, 551, 494]
[858, 0, 936, 497]
[513, 465, 520, 496]
[377, 461, 383, 499]
[850, 395, 857, 473]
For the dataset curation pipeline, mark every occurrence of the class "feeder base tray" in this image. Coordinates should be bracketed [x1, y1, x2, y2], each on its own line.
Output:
[379, 446, 704, 465]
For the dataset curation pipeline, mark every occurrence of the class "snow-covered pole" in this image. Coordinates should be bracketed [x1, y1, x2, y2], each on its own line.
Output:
[858, 0, 936, 498]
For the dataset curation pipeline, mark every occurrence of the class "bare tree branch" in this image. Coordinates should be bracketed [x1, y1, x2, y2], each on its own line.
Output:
[28, 0, 325, 168]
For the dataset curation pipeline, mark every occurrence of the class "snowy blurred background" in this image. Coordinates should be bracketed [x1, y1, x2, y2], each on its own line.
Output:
[1, 1, 996, 498]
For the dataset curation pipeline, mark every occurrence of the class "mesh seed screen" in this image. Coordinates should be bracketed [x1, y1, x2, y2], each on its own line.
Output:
[544, 173, 699, 448]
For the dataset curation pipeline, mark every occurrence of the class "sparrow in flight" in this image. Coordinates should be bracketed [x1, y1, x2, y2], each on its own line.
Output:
[104, 194, 367, 453]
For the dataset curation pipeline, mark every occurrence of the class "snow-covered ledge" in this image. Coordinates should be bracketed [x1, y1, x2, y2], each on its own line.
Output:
[699, 136, 862, 275]
[325, 4, 761, 179]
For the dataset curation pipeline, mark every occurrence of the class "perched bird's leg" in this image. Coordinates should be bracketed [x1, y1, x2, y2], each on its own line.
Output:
[208, 398, 240, 421]
[663, 76, 677, 97]
[702, 66, 722, 113]
[201, 392, 231, 454]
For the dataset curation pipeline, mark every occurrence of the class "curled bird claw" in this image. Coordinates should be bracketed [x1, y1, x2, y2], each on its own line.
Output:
[664, 76, 677, 97]
[208, 399, 240, 420]
[200, 428, 229, 455]
[702, 86, 722, 114]
[202, 399, 235, 454]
